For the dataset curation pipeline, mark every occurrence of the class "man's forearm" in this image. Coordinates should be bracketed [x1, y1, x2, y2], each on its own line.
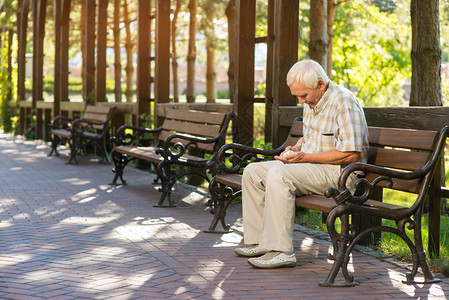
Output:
[301, 149, 360, 165]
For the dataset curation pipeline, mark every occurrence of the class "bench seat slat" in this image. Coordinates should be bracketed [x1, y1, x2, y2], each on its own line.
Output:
[115, 145, 208, 163]
[295, 194, 407, 214]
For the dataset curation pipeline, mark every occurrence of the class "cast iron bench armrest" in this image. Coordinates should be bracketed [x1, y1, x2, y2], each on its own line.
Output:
[208, 142, 286, 175]
[50, 115, 74, 130]
[111, 125, 163, 146]
[160, 132, 226, 160]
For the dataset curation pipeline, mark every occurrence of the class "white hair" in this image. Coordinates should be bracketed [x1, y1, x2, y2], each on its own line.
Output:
[286, 59, 330, 88]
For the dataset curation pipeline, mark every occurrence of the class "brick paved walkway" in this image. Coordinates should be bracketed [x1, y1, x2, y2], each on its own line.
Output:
[0, 132, 448, 299]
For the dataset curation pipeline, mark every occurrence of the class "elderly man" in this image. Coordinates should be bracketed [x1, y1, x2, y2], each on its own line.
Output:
[235, 59, 369, 269]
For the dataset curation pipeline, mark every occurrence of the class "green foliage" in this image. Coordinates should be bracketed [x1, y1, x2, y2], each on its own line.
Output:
[332, 2, 411, 107]
[138, 112, 155, 140]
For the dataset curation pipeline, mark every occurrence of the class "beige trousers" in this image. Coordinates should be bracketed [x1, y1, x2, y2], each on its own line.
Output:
[241, 160, 343, 252]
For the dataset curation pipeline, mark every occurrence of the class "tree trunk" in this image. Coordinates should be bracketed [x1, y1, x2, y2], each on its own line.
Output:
[326, 1, 350, 77]
[226, 0, 236, 103]
[326, 1, 335, 77]
[114, 0, 122, 102]
[186, 0, 197, 103]
[309, 0, 328, 71]
[171, 0, 182, 103]
[410, 0, 442, 106]
[123, 0, 135, 103]
[205, 7, 216, 103]
[410, 0, 445, 214]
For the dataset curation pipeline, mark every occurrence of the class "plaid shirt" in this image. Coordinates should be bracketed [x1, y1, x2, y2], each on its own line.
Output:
[301, 82, 369, 163]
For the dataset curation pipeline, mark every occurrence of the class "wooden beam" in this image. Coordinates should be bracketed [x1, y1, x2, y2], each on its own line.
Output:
[233, 0, 256, 146]
[96, 0, 108, 103]
[17, 0, 30, 101]
[53, 0, 61, 111]
[32, 0, 47, 107]
[264, 0, 274, 144]
[154, 0, 171, 124]
[137, 0, 152, 124]
[60, 0, 71, 105]
[271, 0, 299, 147]
[83, 0, 95, 103]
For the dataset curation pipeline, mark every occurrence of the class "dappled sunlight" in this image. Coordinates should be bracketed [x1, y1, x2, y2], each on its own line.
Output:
[59, 216, 121, 225]
[70, 188, 97, 201]
[61, 178, 91, 186]
[0, 254, 33, 267]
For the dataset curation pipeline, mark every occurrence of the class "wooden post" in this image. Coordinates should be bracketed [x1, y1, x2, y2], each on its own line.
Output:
[96, 0, 108, 103]
[264, 0, 274, 144]
[17, 0, 30, 102]
[54, 0, 71, 117]
[233, 0, 255, 146]
[271, 0, 299, 147]
[32, 0, 47, 107]
[54, 0, 61, 115]
[60, 0, 71, 105]
[154, 0, 171, 126]
[429, 161, 442, 258]
[137, 0, 152, 125]
[83, 0, 96, 104]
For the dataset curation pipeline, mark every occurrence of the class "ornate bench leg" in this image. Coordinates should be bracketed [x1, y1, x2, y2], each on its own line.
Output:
[97, 137, 111, 164]
[48, 134, 60, 157]
[402, 211, 441, 284]
[154, 161, 177, 207]
[66, 136, 79, 165]
[204, 179, 235, 233]
[110, 150, 131, 185]
[319, 214, 359, 287]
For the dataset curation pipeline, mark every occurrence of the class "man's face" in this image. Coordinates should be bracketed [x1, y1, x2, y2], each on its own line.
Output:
[289, 79, 327, 109]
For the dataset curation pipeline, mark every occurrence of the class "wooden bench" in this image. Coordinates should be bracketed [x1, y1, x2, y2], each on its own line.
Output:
[206, 117, 448, 286]
[48, 105, 116, 164]
[110, 108, 235, 206]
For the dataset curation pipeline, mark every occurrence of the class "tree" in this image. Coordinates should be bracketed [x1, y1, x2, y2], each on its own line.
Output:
[309, 0, 328, 71]
[332, 2, 411, 106]
[171, 0, 182, 103]
[410, 0, 442, 106]
[123, 0, 136, 102]
[326, 0, 350, 77]
[113, 0, 122, 102]
[186, 0, 197, 103]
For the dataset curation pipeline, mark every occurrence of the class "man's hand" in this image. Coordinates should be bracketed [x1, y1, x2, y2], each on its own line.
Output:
[275, 149, 307, 164]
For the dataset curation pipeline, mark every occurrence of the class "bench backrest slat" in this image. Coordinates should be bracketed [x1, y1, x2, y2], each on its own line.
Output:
[158, 109, 229, 153]
[368, 127, 438, 151]
[81, 106, 114, 130]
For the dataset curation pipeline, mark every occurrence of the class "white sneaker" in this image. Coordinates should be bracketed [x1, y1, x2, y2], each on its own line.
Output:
[248, 251, 296, 268]
[234, 245, 270, 257]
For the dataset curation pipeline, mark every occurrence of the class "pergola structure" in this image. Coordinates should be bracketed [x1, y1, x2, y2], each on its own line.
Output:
[13, 0, 301, 147]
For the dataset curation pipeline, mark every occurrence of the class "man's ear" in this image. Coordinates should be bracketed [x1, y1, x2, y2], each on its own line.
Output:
[318, 79, 326, 90]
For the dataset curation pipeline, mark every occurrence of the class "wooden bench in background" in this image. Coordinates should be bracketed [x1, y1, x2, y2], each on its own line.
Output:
[48, 105, 116, 164]
[110, 108, 235, 206]
[206, 117, 448, 286]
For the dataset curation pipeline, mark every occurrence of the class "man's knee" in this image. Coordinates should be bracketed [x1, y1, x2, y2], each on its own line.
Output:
[242, 162, 262, 180]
